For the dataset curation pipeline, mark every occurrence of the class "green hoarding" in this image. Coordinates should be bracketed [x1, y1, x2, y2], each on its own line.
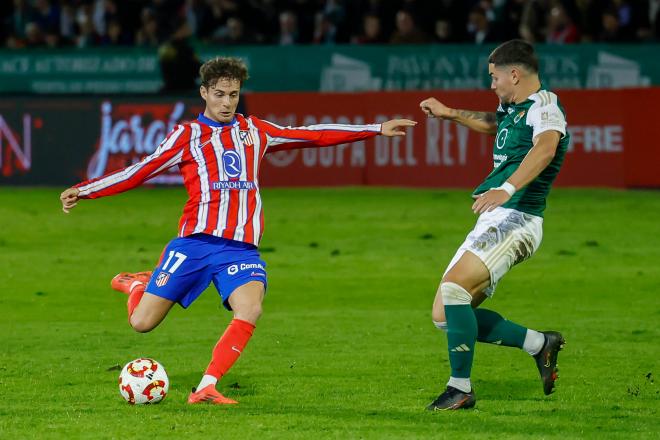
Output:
[1, 44, 658, 94]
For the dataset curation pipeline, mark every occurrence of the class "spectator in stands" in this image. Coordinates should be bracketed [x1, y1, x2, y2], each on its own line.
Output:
[600, 7, 628, 42]
[653, 0, 660, 40]
[547, 3, 580, 44]
[390, 10, 429, 44]
[314, 0, 346, 44]
[519, 0, 548, 43]
[158, 17, 201, 93]
[75, 12, 100, 48]
[2, 0, 658, 48]
[44, 24, 68, 47]
[467, 5, 500, 44]
[278, 10, 299, 45]
[5, 0, 32, 44]
[33, 0, 60, 34]
[351, 13, 385, 44]
[213, 17, 255, 45]
[100, 19, 132, 46]
[434, 18, 455, 43]
[59, 2, 76, 42]
[135, 7, 160, 46]
[24, 21, 45, 47]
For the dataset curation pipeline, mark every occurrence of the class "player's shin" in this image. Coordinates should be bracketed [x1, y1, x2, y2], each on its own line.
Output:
[127, 282, 146, 319]
[197, 319, 255, 390]
[442, 282, 477, 393]
[474, 308, 544, 355]
[474, 308, 526, 347]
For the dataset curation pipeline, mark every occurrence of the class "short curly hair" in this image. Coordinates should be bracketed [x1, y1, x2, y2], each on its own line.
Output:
[488, 39, 539, 73]
[199, 57, 249, 88]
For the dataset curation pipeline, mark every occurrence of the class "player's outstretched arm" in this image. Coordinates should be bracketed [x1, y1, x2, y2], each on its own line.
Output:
[420, 97, 497, 135]
[253, 117, 416, 153]
[381, 119, 417, 137]
[60, 187, 80, 213]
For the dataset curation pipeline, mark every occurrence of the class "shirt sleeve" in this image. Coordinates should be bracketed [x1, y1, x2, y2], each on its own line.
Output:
[249, 116, 382, 153]
[75, 124, 188, 199]
[526, 102, 567, 140]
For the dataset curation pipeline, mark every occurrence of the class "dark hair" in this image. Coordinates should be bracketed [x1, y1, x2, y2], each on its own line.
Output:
[488, 39, 539, 73]
[199, 57, 249, 88]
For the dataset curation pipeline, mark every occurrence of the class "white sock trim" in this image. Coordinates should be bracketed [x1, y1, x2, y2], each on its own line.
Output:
[447, 376, 472, 393]
[523, 329, 545, 356]
[440, 282, 472, 305]
[196, 374, 218, 390]
[129, 281, 144, 293]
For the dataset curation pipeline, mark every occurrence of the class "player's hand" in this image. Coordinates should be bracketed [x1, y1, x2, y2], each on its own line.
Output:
[60, 187, 80, 213]
[471, 189, 511, 215]
[381, 119, 417, 137]
[420, 98, 454, 119]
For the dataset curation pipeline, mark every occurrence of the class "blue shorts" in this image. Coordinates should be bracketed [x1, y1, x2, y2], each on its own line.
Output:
[145, 234, 267, 310]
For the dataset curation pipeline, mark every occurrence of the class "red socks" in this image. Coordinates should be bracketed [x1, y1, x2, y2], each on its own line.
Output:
[127, 282, 146, 319]
[205, 319, 256, 379]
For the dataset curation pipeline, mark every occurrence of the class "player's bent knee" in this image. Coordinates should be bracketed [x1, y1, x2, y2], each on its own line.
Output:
[431, 308, 446, 323]
[129, 315, 157, 333]
[440, 282, 472, 306]
[234, 302, 263, 324]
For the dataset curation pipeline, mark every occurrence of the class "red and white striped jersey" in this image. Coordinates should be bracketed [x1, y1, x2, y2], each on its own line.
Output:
[75, 113, 381, 246]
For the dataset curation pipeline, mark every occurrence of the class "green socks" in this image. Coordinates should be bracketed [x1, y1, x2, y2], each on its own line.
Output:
[444, 303, 478, 379]
[474, 308, 527, 348]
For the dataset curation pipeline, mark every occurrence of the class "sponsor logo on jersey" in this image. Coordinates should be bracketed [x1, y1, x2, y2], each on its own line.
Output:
[513, 110, 526, 124]
[496, 128, 509, 149]
[155, 271, 170, 287]
[212, 181, 255, 190]
[222, 150, 242, 177]
[250, 271, 266, 277]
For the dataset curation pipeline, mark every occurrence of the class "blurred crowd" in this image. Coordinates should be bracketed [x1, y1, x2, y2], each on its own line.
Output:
[2, 0, 660, 49]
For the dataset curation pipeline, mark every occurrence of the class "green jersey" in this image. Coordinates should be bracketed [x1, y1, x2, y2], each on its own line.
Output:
[473, 89, 570, 217]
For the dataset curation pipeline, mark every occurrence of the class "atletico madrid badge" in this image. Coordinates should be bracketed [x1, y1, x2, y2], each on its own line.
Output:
[155, 271, 170, 287]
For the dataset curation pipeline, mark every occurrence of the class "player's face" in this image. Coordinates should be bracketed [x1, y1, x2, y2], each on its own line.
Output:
[200, 78, 241, 123]
[488, 63, 515, 103]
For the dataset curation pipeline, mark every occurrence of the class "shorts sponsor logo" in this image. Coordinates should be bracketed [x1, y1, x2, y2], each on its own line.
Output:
[155, 271, 170, 287]
[228, 263, 265, 276]
[250, 271, 266, 277]
[212, 181, 255, 190]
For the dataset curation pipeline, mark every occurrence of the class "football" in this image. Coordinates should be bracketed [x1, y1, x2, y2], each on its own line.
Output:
[118, 358, 169, 405]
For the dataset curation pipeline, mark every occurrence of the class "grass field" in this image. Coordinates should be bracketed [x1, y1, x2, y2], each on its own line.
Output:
[0, 187, 658, 439]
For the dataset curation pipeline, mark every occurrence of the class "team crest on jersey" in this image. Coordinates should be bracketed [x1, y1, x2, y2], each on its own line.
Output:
[155, 271, 170, 287]
[513, 110, 526, 124]
[239, 130, 254, 146]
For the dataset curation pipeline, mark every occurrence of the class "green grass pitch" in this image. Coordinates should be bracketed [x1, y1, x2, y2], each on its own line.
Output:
[0, 187, 658, 439]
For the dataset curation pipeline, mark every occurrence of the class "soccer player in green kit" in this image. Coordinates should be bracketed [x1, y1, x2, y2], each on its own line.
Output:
[420, 40, 568, 410]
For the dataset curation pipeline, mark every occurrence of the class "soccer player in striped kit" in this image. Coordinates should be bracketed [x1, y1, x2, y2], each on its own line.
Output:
[60, 57, 416, 405]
